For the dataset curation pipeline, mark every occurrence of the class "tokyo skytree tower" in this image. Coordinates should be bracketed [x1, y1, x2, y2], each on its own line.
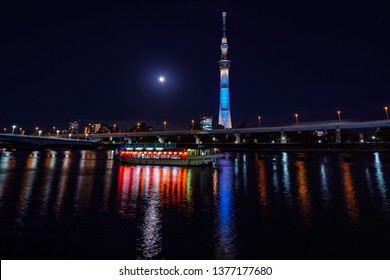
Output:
[218, 12, 232, 129]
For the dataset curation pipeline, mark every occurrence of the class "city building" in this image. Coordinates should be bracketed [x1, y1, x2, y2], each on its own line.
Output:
[95, 123, 110, 133]
[83, 123, 96, 134]
[83, 123, 111, 134]
[218, 12, 232, 129]
[68, 120, 80, 134]
[200, 114, 213, 131]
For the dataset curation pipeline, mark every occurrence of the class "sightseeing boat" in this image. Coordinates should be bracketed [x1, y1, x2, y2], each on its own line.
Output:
[117, 143, 223, 166]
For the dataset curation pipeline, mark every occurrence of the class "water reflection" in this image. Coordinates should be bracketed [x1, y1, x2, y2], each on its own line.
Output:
[138, 167, 161, 259]
[40, 151, 57, 215]
[272, 155, 279, 192]
[1, 150, 390, 259]
[0, 150, 17, 207]
[159, 167, 188, 207]
[55, 151, 71, 216]
[116, 165, 191, 259]
[373, 153, 389, 210]
[100, 151, 114, 213]
[256, 158, 268, 217]
[213, 168, 218, 198]
[214, 159, 236, 259]
[16, 151, 39, 221]
[341, 162, 360, 226]
[75, 150, 96, 216]
[242, 154, 248, 189]
[295, 160, 312, 226]
[281, 152, 292, 205]
[320, 162, 331, 206]
[116, 165, 135, 218]
[185, 169, 193, 206]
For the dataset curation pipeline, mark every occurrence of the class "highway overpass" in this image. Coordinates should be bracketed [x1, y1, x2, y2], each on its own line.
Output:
[86, 119, 390, 144]
[1, 120, 389, 147]
[0, 134, 97, 147]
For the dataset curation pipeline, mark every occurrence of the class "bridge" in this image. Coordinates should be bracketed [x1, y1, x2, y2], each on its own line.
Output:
[0, 134, 97, 148]
[87, 119, 390, 144]
[1, 120, 389, 147]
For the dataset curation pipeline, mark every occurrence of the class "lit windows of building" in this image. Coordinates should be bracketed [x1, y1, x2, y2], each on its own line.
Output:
[200, 114, 213, 131]
[68, 120, 80, 134]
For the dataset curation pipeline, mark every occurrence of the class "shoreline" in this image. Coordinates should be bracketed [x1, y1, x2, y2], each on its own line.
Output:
[1, 142, 390, 153]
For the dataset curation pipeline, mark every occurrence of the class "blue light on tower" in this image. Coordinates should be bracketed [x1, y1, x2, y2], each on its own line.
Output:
[218, 12, 232, 129]
[220, 88, 230, 108]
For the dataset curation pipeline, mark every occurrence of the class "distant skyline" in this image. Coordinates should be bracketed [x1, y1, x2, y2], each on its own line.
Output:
[1, 1, 389, 131]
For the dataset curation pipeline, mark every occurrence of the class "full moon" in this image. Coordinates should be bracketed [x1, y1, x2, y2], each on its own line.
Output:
[158, 76, 165, 83]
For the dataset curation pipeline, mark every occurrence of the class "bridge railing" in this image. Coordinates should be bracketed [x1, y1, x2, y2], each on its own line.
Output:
[0, 133, 97, 144]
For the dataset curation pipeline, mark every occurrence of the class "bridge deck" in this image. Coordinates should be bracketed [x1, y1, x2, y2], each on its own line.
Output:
[0, 134, 97, 147]
[87, 120, 390, 139]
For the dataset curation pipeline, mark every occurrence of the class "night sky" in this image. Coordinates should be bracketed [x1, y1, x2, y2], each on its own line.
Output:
[1, 1, 389, 131]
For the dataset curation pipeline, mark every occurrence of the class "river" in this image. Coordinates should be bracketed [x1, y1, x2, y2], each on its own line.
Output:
[1, 149, 389, 259]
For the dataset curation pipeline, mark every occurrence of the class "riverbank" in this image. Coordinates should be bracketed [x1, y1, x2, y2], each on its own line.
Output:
[1, 142, 390, 152]
[178, 142, 390, 153]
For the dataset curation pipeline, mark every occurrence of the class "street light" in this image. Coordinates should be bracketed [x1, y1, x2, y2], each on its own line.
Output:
[3, 128, 6, 133]
[35, 127, 39, 135]
[113, 123, 116, 132]
[56, 130, 60, 137]
[163, 121, 167, 131]
[52, 126, 56, 135]
[385, 106, 389, 120]
[257, 115, 261, 127]
[85, 133, 88, 140]
[337, 110, 341, 122]
[191, 119, 195, 129]
[294, 113, 299, 125]
[38, 130, 42, 137]
[69, 133, 72, 139]
[12, 125, 16, 134]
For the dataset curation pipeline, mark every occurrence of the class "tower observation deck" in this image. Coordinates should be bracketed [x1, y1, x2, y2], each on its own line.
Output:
[218, 11, 232, 129]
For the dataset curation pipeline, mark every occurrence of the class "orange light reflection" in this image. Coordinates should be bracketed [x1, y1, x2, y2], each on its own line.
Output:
[257, 159, 268, 219]
[295, 160, 312, 226]
[341, 162, 360, 226]
[116, 165, 190, 216]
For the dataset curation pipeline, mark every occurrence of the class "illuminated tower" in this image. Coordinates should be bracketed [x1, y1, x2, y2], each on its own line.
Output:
[218, 12, 232, 129]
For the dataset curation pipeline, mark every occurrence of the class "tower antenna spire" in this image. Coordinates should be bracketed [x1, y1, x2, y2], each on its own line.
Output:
[222, 12, 227, 37]
[218, 11, 232, 129]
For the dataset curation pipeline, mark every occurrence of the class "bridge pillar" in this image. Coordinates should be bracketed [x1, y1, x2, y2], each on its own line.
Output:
[234, 133, 241, 144]
[335, 129, 341, 143]
[158, 136, 167, 144]
[194, 135, 201, 144]
[280, 131, 287, 144]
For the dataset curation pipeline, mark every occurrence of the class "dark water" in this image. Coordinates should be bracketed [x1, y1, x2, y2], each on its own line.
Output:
[1, 149, 390, 259]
